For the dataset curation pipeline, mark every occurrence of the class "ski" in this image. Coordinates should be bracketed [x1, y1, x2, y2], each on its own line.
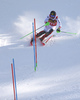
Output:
[39, 38, 45, 46]
[30, 34, 55, 46]
[44, 35, 55, 44]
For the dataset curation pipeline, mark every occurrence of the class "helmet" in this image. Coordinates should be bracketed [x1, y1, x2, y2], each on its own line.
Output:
[50, 11, 56, 18]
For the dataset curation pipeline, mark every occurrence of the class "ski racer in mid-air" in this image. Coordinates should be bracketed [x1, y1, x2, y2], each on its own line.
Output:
[30, 10, 62, 45]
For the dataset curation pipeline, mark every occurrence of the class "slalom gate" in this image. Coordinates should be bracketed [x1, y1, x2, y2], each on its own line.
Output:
[32, 18, 37, 71]
[11, 58, 18, 100]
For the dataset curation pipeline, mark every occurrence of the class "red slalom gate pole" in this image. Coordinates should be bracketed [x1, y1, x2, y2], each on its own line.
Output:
[34, 18, 37, 67]
[11, 63, 16, 100]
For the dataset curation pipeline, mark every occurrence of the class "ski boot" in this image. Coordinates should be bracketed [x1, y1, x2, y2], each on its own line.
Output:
[30, 38, 33, 46]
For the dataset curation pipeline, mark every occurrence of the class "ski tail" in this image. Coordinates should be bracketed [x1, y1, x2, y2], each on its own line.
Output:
[39, 38, 45, 46]
[45, 35, 55, 44]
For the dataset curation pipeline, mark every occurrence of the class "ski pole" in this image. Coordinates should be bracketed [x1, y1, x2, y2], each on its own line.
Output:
[61, 31, 77, 35]
[20, 22, 50, 39]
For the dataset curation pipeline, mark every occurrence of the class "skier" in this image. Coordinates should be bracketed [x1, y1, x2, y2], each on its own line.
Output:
[30, 10, 62, 45]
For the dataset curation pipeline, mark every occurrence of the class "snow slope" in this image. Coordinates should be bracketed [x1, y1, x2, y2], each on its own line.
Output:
[0, 34, 80, 100]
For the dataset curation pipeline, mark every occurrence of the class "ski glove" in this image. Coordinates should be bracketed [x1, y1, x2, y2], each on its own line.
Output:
[56, 28, 61, 33]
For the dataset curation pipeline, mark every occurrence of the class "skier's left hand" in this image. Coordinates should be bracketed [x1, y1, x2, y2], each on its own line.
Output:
[56, 28, 61, 33]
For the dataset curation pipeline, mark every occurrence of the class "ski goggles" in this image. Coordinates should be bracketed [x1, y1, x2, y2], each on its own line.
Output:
[50, 15, 55, 18]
